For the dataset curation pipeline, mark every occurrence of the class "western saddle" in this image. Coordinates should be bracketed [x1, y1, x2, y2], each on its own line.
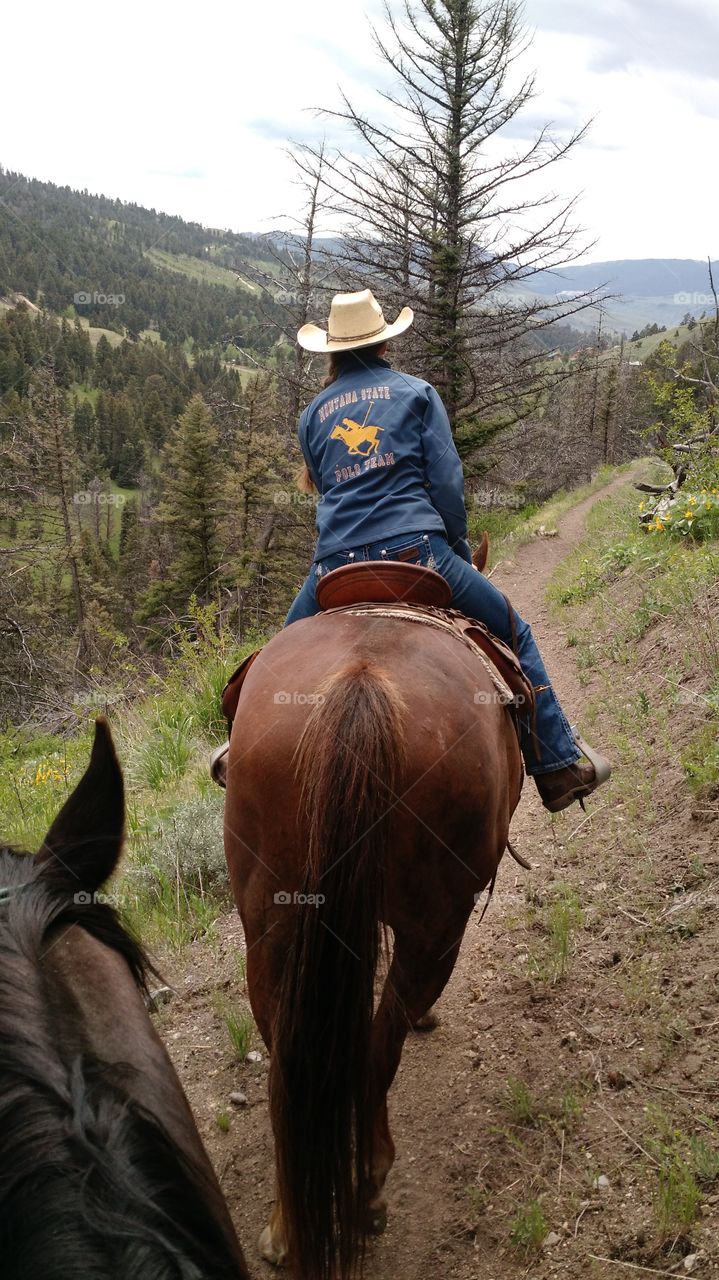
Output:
[221, 560, 534, 732]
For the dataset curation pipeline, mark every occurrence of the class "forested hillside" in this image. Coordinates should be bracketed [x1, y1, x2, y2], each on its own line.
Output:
[0, 168, 287, 348]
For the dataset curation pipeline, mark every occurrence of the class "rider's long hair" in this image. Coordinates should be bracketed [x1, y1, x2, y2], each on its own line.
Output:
[322, 342, 389, 388]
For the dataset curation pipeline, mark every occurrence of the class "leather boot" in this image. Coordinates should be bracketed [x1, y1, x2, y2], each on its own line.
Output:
[535, 761, 599, 813]
[535, 730, 612, 813]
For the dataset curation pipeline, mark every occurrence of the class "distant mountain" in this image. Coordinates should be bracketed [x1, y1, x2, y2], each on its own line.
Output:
[509, 258, 717, 335]
[1, 169, 714, 345]
[530, 258, 715, 299]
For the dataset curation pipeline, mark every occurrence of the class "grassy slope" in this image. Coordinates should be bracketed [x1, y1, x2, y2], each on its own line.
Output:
[144, 248, 258, 292]
[0, 620, 262, 949]
[618, 321, 695, 361]
[0, 298, 125, 347]
[516, 473, 719, 1263]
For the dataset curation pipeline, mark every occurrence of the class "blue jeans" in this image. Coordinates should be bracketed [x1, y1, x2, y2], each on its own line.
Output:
[284, 530, 580, 776]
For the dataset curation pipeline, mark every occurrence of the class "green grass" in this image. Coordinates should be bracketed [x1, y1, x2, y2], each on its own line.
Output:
[86, 325, 125, 347]
[548, 474, 719, 651]
[682, 721, 719, 795]
[546, 886, 583, 983]
[0, 726, 95, 851]
[0, 603, 265, 953]
[647, 1112, 712, 1239]
[622, 321, 695, 361]
[124, 871, 220, 952]
[509, 1198, 548, 1255]
[212, 995, 255, 1060]
[505, 1076, 538, 1126]
[526, 883, 584, 985]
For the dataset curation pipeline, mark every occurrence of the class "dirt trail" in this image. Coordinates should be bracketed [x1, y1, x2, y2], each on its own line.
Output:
[159, 467, 717, 1279]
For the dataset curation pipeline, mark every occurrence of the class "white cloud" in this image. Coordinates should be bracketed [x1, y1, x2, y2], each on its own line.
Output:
[1, 0, 717, 262]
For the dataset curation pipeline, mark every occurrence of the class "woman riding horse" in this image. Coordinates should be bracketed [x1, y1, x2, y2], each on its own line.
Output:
[218, 290, 612, 1278]
[285, 289, 610, 813]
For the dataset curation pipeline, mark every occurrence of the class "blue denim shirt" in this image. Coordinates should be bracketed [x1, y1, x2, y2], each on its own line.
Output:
[298, 354, 471, 562]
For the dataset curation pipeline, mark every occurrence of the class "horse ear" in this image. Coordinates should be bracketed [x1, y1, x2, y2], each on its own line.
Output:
[36, 717, 125, 891]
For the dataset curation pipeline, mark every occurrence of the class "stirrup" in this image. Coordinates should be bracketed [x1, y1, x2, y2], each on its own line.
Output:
[210, 741, 229, 789]
[571, 727, 612, 786]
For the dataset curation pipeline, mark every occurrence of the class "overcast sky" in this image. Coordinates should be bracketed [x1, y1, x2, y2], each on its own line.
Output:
[2, 0, 717, 263]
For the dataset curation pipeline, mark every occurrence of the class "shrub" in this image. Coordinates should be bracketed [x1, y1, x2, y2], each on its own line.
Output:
[130, 791, 229, 898]
[642, 487, 719, 540]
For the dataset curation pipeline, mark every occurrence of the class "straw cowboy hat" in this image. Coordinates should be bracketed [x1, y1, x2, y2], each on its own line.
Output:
[297, 289, 414, 353]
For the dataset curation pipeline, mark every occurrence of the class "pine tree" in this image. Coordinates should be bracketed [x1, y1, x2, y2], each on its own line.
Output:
[149, 395, 225, 613]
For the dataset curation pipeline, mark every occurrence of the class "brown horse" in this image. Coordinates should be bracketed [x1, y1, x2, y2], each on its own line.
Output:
[223, 605, 523, 1279]
[0, 719, 250, 1280]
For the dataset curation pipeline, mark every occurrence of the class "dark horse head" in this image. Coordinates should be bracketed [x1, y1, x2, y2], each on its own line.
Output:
[0, 718, 250, 1280]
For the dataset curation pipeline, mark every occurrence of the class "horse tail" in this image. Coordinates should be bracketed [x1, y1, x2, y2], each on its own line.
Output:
[270, 660, 406, 1280]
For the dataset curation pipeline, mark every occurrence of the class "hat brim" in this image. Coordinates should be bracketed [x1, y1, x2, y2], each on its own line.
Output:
[297, 306, 414, 353]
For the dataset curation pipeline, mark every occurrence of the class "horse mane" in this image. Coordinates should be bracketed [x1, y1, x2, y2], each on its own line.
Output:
[0, 847, 242, 1279]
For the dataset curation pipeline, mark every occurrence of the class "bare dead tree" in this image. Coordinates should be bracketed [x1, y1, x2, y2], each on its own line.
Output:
[299, 0, 608, 458]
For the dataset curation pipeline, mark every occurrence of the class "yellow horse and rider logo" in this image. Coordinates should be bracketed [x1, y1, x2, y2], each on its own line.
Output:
[330, 402, 384, 458]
